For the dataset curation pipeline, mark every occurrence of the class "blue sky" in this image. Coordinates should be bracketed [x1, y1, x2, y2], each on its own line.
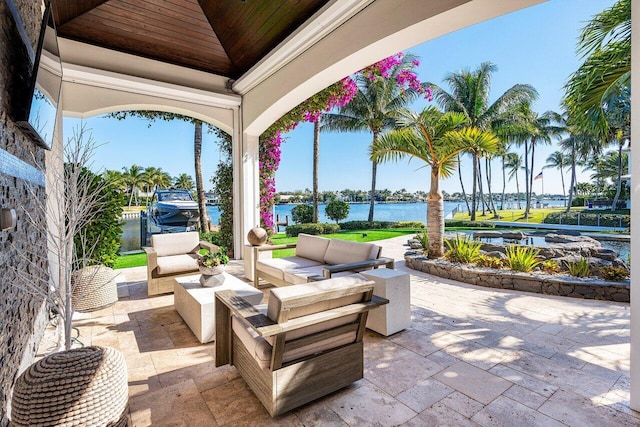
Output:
[64, 0, 613, 195]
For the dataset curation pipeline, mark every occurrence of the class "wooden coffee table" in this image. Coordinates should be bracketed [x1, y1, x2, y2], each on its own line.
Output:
[174, 273, 264, 343]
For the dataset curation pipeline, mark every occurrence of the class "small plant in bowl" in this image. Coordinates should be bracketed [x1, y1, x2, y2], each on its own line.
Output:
[198, 247, 229, 275]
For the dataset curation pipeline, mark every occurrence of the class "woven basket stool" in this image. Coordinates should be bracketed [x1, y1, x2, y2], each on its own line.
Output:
[11, 346, 129, 427]
[72, 265, 119, 313]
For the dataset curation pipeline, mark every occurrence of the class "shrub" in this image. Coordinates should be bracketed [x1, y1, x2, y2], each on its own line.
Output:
[565, 258, 591, 278]
[598, 266, 629, 281]
[285, 223, 340, 237]
[505, 246, 542, 272]
[414, 231, 428, 252]
[291, 204, 314, 224]
[75, 169, 124, 268]
[200, 231, 222, 246]
[445, 236, 482, 264]
[210, 128, 233, 249]
[397, 221, 425, 229]
[325, 200, 350, 224]
[475, 254, 506, 269]
[541, 260, 560, 274]
[445, 220, 495, 228]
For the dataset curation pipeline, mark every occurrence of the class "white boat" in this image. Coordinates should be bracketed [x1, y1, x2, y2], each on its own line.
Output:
[148, 189, 199, 228]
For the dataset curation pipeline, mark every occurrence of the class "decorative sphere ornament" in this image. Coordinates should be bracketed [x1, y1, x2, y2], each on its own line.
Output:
[247, 227, 268, 246]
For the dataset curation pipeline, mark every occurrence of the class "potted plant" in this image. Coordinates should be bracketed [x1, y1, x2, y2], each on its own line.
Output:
[198, 247, 229, 276]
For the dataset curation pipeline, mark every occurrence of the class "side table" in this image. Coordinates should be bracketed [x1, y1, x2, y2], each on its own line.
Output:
[361, 269, 411, 336]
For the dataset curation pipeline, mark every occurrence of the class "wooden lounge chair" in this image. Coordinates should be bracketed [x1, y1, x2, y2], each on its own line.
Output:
[215, 275, 387, 416]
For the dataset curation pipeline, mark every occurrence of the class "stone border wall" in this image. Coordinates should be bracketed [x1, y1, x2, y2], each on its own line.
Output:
[405, 255, 630, 303]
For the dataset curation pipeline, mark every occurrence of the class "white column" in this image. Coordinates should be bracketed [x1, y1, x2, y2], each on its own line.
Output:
[232, 106, 260, 259]
[630, 0, 639, 411]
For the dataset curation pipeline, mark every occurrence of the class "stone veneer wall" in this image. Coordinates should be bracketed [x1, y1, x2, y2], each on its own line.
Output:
[405, 255, 630, 303]
[0, 1, 50, 425]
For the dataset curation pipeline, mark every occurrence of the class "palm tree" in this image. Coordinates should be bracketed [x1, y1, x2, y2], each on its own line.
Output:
[122, 164, 145, 208]
[174, 173, 195, 191]
[504, 153, 523, 209]
[543, 151, 569, 206]
[371, 107, 498, 257]
[323, 54, 423, 222]
[193, 121, 210, 231]
[558, 131, 602, 211]
[564, 0, 630, 137]
[104, 169, 127, 193]
[429, 62, 537, 220]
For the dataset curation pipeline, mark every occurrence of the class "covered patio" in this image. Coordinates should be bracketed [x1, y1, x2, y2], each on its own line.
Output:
[55, 236, 635, 425]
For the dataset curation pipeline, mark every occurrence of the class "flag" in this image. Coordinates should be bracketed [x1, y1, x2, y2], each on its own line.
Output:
[534, 171, 543, 180]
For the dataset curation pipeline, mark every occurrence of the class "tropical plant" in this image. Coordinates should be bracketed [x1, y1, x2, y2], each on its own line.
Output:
[475, 254, 505, 269]
[543, 151, 569, 205]
[505, 245, 542, 272]
[541, 260, 560, 274]
[323, 53, 427, 222]
[504, 152, 524, 209]
[558, 130, 602, 212]
[210, 128, 233, 250]
[325, 200, 350, 224]
[564, 0, 630, 137]
[122, 164, 145, 208]
[598, 265, 629, 281]
[199, 247, 229, 268]
[291, 204, 314, 224]
[372, 106, 498, 258]
[565, 258, 591, 278]
[174, 173, 195, 191]
[428, 62, 537, 220]
[444, 236, 482, 264]
[414, 230, 429, 253]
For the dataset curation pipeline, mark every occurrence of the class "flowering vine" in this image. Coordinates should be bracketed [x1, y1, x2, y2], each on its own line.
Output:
[258, 52, 429, 233]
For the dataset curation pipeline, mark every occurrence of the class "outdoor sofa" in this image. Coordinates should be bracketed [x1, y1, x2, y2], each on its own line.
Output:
[143, 231, 217, 295]
[214, 274, 387, 416]
[252, 233, 395, 287]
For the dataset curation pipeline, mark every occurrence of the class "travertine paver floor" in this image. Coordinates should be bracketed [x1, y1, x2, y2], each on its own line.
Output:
[53, 236, 637, 426]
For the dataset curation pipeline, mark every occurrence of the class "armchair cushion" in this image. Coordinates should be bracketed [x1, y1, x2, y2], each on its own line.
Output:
[294, 233, 331, 263]
[323, 239, 380, 265]
[156, 253, 199, 275]
[151, 231, 200, 257]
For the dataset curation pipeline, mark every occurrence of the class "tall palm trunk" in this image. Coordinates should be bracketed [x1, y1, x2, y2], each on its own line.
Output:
[470, 153, 478, 221]
[523, 140, 530, 217]
[566, 141, 577, 212]
[427, 167, 444, 258]
[501, 156, 506, 211]
[515, 171, 522, 209]
[611, 140, 624, 211]
[477, 157, 486, 215]
[368, 131, 379, 222]
[485, 158, 497, 215]
[527, 142, 536, 213]
[559, 166, 566, 207]
[457, 154, 471, 213]
[312, 121, 320, 223]
[194, 121, 209, 232]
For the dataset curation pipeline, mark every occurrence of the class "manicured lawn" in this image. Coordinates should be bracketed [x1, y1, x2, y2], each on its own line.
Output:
[453, 207, 585, 224]
[114, 252, 147, 269]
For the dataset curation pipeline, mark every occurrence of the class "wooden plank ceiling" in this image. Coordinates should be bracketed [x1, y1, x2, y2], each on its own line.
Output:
[50, 0, 330, 79]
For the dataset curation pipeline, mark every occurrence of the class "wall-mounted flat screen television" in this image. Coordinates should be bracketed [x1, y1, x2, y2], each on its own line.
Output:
[6, 0, 62, 150]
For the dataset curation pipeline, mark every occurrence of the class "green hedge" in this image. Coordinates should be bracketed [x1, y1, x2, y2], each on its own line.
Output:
[543, 212, 630, 228]
[445, 220, 496, 228]
[338, 220, 424, 230]
[285, 223, 340, 237]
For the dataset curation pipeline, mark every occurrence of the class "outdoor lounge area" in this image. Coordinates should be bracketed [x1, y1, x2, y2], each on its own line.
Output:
[39, 237, 635, 426]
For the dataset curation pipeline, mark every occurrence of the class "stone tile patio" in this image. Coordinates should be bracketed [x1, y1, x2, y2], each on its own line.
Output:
[44, 237, 637, 426]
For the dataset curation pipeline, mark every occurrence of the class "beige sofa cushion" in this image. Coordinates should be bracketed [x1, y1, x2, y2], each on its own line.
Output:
[323, 239, 379, 265]
[295, 234, 330, 263]
[267, 275, 367, 322]
[256, 256, 322, 282]
[283, 266, 356, 285]
[156, 254, 199, 275]
[151, 231, 200, 257]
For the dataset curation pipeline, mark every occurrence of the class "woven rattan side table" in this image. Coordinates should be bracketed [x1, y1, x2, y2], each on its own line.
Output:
[72, 265, 119, 313]
[11, 346, 129, 426]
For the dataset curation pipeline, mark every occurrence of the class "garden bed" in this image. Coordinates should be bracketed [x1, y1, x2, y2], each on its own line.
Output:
[405, 254, 630, 302]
